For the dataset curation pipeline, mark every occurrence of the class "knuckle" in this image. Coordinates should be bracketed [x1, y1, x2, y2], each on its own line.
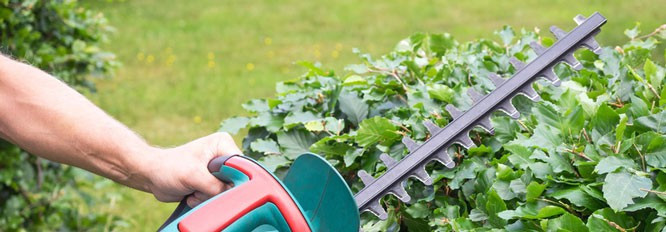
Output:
[213, 132, 232, 141]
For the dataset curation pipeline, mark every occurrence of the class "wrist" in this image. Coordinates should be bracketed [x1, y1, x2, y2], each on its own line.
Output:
[119, 144, 162, 193]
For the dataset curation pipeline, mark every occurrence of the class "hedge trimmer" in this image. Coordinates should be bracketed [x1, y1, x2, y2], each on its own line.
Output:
[159, 12, 606, 232]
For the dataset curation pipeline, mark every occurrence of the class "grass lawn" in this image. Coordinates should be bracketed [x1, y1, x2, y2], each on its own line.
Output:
[83, 0, 664, 230]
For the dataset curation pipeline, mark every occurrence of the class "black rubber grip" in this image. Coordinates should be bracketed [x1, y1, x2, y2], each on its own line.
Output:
[207, 155, 238, 173]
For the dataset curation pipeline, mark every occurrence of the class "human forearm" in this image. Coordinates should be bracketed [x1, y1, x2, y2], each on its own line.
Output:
[0, 55, 155, 191]
[0, 55, 240, 206]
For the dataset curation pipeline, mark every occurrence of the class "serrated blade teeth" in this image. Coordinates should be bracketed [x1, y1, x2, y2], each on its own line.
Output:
[581, 35, 602, 55]
[358, 170, 375, 186]
[574, 14, 587, 25]
[423, 120, 442, 134]
[432, 150, 455, 168]
[454, 132, 475, 149]
[540, 68, 561, 87]
[562, 53, 582, 70]
[411, 167, 433, 185]
[509, 57, 526, 70]
[529, 41, 546, 55]
[519, 85, 541, 101]
[389, 184, 411, 203]
[402, 136, 419, 152]
[445, 104, 463, 119]
[367, 202, 388, 220]
[379, 153, 397, 169]
[498, 101, 520, 119]
[477, 116, 494, 134]
[488, 73, 505, 87]
[467, 88, 483, 103]
[550, 25, 567, 40]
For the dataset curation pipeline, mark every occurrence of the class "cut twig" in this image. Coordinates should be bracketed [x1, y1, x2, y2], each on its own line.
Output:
[634, 24, 666, 41]
[633, 143, 647, 171]
[582, 128, 591, 143]
[640, 188, 666, 196]
[517, 119, 531, 133]
[564, 146, 593, 161]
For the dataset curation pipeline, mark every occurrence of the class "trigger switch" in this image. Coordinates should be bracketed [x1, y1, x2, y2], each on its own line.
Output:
[207, 155, 238, 172]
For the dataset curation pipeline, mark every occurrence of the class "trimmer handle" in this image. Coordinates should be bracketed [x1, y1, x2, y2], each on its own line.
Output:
[158, 155, 311, 232]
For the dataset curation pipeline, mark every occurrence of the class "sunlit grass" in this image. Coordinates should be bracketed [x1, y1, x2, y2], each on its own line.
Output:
[83, 0, 665, 230]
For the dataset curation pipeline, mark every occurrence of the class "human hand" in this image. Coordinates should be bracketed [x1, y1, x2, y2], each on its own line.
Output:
[140, 132, 242, 207]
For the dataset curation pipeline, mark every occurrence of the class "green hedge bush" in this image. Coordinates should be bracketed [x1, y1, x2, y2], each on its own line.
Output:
[0, 0, 123, 230]
[221, 24, 666, 231]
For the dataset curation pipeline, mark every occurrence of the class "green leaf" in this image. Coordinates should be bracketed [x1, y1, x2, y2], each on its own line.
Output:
[644, 59, 663, 89]
[429, 33, 456, 55]
[505, 143, 533, 169]
[634, 132, 666, 168]
[595, 156, 637, 174]
[586, 208, 637, 232]
[324, 117, 345, 135]
[304, 120, 325, 132]
[624, 24, 640, 39]
[338, 90, 369, 126]
[550, 187, 604, 210]
[468, 208, 488, 222]
[526, 181, 546, 202]
[407, 85, 440, 113]
[402, 213, 430, 232]
[495, 25, 515, 46]
[661, 87, 666, 106]
[249, 113, 284, 132]
[277, 129, 319, 159]
[636, 111, 666, 133]
[310, 135, 353, 158]
[498, 202, 565, 220]
[547, 213, 589, 232]
[356, 116, 401, 147]
[542, 151, 575, 174]
[344, 148, 364, 167]
[623, 194, 666, 217]
[258, 155, 290, 172]
[496, 163, 515, 181]
[629, 95, 650, 117]
[592, 104, 620, 136]
[602, 171, 652, 210]
[492, 117, 521, 143]
[427, 84, 455, 103]
[250, 138, 280, 154]
[485, 189, 507, 227]
[343, 75, 367, 86]
[219, 116, 250, 134]
[492, 180, 517, 200]
[405, 201, 430, 219]
[242, 99, 270, 113]
[527, 124, 562, 152]
[615, 114, 628, 142]
[284, 111, 320, 129]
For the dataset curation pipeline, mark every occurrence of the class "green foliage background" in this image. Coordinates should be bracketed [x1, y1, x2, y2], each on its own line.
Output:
[221, 24, 666, 231]
[0, 0, 123, 230]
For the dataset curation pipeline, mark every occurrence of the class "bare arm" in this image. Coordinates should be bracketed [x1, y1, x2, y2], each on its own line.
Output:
[0, 55, 240, 206]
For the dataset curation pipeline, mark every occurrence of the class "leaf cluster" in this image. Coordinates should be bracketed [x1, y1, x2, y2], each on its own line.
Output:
[221, 24, 666, 231]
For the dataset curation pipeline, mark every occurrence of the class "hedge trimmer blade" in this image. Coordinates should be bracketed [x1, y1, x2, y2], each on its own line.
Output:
[354, 12, 607, 220]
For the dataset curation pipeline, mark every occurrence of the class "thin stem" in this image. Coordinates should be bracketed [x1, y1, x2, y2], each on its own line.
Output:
[564, 146, 593, 161]
[634, 143, 647, 172]
[640, 188, 666, 196]
[517, 119, 531, 133]
[634, 24, 666, 41]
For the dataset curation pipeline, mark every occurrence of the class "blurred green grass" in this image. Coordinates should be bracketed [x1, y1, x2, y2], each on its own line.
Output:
[83, 0, 664, 230]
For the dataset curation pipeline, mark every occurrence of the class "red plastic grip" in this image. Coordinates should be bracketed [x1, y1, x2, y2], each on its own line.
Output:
[177, 157, 311, 232]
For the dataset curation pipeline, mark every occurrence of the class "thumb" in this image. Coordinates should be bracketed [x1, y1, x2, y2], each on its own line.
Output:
[210, 132, 243, 156]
